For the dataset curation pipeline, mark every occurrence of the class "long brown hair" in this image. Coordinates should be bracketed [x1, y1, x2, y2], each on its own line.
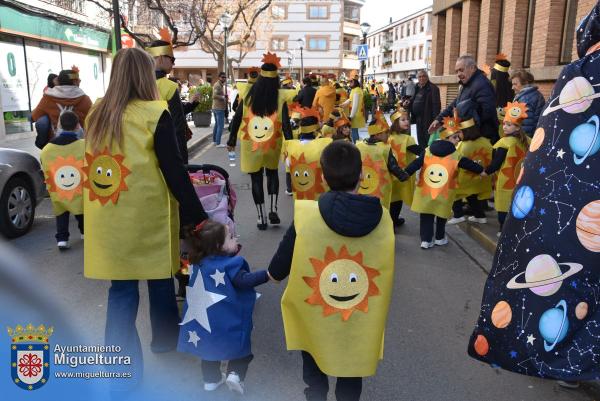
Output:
[184, 221, 226, 264]
[86, 48, 159, 153]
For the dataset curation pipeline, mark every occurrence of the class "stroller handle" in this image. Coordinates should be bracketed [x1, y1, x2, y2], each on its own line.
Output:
[186, 164, 230, 180]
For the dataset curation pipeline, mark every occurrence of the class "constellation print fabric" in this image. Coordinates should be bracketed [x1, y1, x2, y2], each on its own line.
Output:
[468, 4, 600, 380]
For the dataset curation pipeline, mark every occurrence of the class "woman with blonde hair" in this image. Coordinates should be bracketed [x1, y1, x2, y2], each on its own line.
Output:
[83, 47, 207, 390]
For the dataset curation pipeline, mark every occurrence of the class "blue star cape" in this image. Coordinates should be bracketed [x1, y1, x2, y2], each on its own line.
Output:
[468, 4, 600, 380]
[177, 255, 256, 361]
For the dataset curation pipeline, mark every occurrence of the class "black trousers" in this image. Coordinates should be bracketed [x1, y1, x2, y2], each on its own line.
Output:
[55, 212, 83, 242]
[389, 201, 403, 225]
[452, 195, 486, 218]
[301, 351, 362, 401]
[286, 172, 292, 192]
[249, 168, 279, 204]
[201, 354, 253, 383]
[419, 213, 446, 242]
[498, 211, 507, 229]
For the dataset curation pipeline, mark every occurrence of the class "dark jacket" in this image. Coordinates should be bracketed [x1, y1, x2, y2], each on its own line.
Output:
[294, 85, 317, 108]
[513, 86, 545, 136]
[268, 191, 383, 281]
[404, 139, 484, 176]
[437, 69, 498, 141]
[408, 81, 441, 130]
[156, 70, 189, 163]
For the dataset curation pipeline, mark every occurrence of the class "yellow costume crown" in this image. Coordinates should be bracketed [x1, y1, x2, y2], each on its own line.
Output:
[441, 109, 475, 139]
[368, 111, 390, 136]
[493, 53, 509, 73]
[7, 324, 54, 343]
[146, 28, 174, 58]
[391, 107, 409, 123]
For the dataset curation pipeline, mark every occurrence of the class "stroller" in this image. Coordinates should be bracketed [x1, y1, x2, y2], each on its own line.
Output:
[176, 164, 237, 298]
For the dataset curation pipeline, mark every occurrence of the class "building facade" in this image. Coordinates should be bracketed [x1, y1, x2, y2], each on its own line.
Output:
[174, 0, 365, 84]
[0, 0, 112, 139]
[430, 0, 596, 108]
[365, 7, 432, 82]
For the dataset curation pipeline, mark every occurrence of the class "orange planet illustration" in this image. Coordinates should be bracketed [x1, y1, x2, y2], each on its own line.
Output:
[491, 301, 512, 328]
[516, 166, 525, 185]
[474, 334, 489, 356]
[576, 200, 600, 252]
[530, 128, 545, 152]
[576, 302, 588, 320]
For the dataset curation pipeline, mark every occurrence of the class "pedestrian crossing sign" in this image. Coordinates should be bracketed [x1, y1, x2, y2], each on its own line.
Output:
[357, 45, 368, 61]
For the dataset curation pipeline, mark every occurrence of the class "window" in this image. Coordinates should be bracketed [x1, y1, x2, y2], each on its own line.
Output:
[344, 6, 359, 23]
[378, 56, 381, 66]
[395, 28, 398, 40]
[270, 36, 287, 51]
[307, 36, 328, 51]
[272, 4, 287, 19]
[523, 0, 536, 67]
[419, 45, 423, 59]
[412, 47, 416, 61]
[405, 48, 410, 61]
[399, 49, 403, 62]
[407, 24, 410, 36]
[308, 5, 329, 19]
[413, 20, 417, 35]
[368, 57, 370, 68]
[378, 35, 381, 46]
[400, 25, 404, 38]
[560, 0, 579, 64]
[420, 17, 425, 32]
[393, 51, 397, 63]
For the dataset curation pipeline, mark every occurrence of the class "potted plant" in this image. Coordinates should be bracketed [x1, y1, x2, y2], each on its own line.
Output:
[190, 84, 213, 127]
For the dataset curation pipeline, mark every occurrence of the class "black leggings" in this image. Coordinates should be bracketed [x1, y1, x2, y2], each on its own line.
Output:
[498, 211, 507, 229]
[389, 201, 403, 225]
[452, 195, 486, 218]
[201, 354, 254, 383]
[301, 351, 362, 401]
[420, 213, 447, 242]
[249, 168, 279, 204]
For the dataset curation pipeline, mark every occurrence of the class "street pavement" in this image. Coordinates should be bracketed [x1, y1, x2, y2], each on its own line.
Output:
[3, 133, 599, 401]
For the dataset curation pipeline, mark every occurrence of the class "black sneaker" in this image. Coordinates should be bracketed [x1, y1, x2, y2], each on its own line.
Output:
[269, 212, 280, 225]
[394, 217, 406, 227]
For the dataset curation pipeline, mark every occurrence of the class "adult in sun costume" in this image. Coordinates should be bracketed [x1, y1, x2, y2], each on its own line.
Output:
[468, 3, 600, 386]
[228, 52, 293, 230]
[83, 48, 207, 388]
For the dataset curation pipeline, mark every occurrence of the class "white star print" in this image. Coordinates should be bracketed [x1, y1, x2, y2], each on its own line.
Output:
[180, 272, 226, 333]
[188, 330, 201, 347]
[527, 334, 536, 345]
[556, 149, 566, 159]
[210, 269, 226, 287]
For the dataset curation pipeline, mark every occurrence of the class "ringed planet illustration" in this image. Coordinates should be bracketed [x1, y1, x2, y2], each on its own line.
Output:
[539, 300, 569, 352]
[506, 254, 583, 296]
[542, 77, 600, 116]
[576, 200, 600, 252]
[569, 115, 600, 165]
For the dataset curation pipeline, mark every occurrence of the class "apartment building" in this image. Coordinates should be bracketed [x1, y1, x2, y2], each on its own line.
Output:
[365, 6, 432, 82]
[174, 0, 365, 84]
[0, 0, 112, 138]
[430, 0, 596, 108]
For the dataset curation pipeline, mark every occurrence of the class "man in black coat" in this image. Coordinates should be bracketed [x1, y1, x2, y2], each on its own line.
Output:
[429, 55, 499, 142]
[294, 77, 317, 108]
[406, 70, 441, 147]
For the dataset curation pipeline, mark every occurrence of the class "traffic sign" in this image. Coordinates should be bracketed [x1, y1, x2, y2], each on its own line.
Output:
[357, 44, 368, 61]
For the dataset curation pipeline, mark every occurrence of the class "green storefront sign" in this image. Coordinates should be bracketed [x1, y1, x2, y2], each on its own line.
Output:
[0, 5, 110, 51]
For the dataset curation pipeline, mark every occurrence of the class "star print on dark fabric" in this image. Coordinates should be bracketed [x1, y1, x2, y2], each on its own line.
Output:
[540, 208, 546, 215]
[571, 280, 578, 289]
[510, 350, 518, 359]
[539, 166, 546, 174]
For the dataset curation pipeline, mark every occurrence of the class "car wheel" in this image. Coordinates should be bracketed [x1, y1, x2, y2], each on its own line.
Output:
[0, 177, 36, 238]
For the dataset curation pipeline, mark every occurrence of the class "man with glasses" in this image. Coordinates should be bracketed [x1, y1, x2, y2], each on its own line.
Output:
[147, 40, 189, 162]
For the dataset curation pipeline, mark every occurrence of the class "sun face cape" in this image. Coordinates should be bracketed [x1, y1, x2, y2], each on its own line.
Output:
[468, 39, 600, 380]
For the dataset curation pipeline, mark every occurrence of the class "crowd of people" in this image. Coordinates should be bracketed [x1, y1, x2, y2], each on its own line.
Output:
[29, 2, 600, 399]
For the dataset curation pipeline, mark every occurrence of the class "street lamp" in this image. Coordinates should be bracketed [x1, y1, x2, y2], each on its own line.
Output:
[360, 22, 371, 87]
[220, 11, 233, 106]
[296, 37, 305, 79]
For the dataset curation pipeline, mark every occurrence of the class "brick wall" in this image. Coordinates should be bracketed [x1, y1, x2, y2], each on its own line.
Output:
[443, 6, 462, 75]
[531, 0, 567, 67]
[500, 0, 529, 69]
[477, 0, 502, 66]
[431, 13, 446, 76]
[460, 0, 480, 57]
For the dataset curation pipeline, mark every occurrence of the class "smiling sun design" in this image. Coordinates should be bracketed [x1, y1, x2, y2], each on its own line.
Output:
[358, 155, 389, 199]
[290, 153, 325, 200]
[304, 245, 380, 321]
[465, 148, 491, 178]
[501, 145, 526, 190]
[46, 155, 84, 201]
[418, 155, 458, 200]
[83, 148, 130, 205]
[242, 109, 282, 152]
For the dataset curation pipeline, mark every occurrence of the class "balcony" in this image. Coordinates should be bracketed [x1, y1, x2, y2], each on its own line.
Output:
[40, 0, 85, 14]
[343, 49, 358, 59]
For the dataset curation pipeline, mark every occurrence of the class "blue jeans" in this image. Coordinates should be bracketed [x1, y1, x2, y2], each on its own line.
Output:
[351, 128, 360, 143]
[212, 109, 225, 145]
[34, 115, 51, 149]
[105, 279, 180, 390]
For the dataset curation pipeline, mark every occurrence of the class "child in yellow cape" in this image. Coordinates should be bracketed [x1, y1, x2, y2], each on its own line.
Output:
[388, 107, 423, 227]
[268, 140, 395, 400]
[399, 108, 485, 249]
[481, 101, 530, 235]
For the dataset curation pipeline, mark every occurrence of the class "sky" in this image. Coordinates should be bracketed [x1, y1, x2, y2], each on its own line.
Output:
[361, 0, 433, 32]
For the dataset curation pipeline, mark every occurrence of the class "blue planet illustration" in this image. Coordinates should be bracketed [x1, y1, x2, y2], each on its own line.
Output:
[511, 186, 535, 219]
[569, 115, 600, 165]
[539, 299, 569, 352]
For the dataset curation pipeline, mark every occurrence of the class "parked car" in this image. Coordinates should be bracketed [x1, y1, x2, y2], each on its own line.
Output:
[0, 148, 46, 238]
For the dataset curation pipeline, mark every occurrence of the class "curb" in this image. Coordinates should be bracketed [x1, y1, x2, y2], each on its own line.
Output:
[458, 223, 498, 255]
[187, 132, 213, 157]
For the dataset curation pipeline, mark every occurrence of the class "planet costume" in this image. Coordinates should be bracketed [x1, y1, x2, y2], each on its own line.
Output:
[468, 4, 600, 381]
[177, 255, 257, 362]
[281, 200, 394, 377]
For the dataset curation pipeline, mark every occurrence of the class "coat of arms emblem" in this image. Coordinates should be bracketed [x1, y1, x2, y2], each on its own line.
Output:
[8, 324, 53, 390]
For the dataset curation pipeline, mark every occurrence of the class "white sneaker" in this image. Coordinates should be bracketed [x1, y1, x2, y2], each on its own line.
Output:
[216, 144, 227, 148]
[204, 373, 225, 391]
[285, 190, 292, 196]
[434, 237, 449, 246]
[57, 241, 70, 250]
[420, 241, 435, 249]
[226, 372, 244, 394]
[80, 234, 84, 240]
[496, 231, 502, 238]
[467, 216, 487, 224]
[447, 216, 466, 225]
